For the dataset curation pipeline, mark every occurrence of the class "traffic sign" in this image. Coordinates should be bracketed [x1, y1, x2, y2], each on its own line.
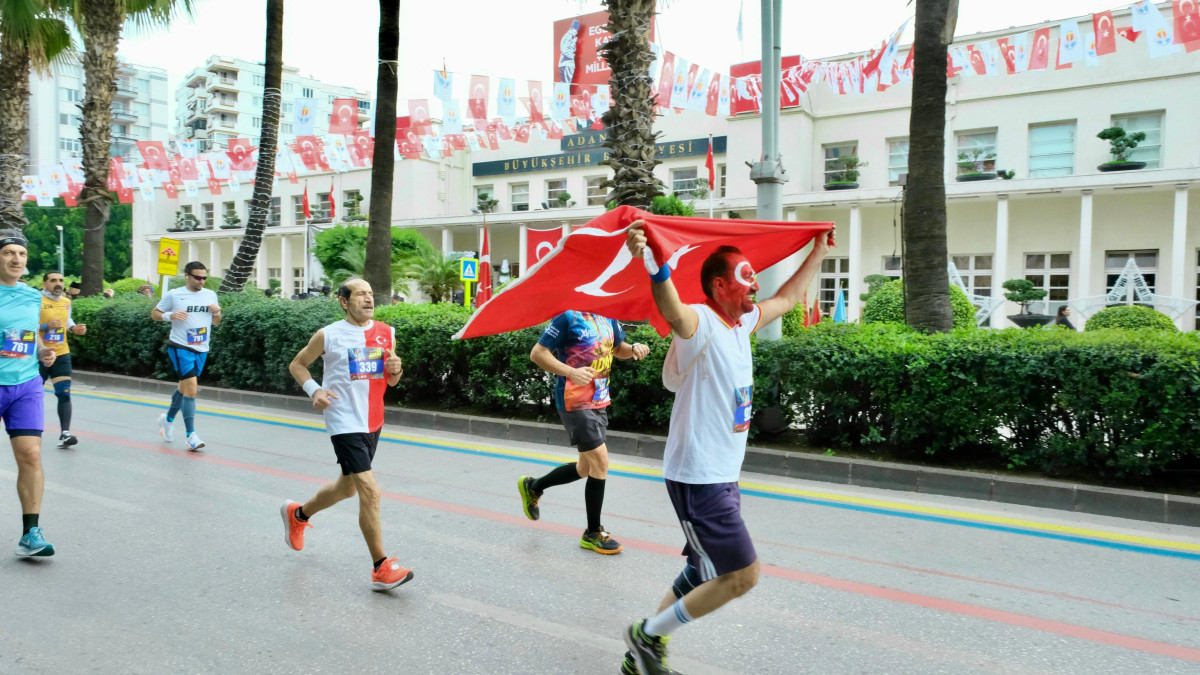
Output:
[157, 237, 181, 276]
[460, 258, 479, 282]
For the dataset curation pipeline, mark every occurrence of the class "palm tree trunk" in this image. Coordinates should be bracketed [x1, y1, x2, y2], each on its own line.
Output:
[219, 0, 284, 293]
[0, 39, 31, 231]
[901, 0, 954, 333]
[599, 0, 663, 208]
[78, 0, 123, 295]
[365, 0, 400, 307]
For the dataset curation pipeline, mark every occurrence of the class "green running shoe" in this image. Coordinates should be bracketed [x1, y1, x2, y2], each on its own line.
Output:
[517, 476, 540, 520]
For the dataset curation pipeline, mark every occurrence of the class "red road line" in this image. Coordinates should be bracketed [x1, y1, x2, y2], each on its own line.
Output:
[68, 428, 1200, 663]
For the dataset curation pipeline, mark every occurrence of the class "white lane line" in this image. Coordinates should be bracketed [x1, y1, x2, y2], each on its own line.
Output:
[431, 592, 738, 675]
[0, 468, 139, 514]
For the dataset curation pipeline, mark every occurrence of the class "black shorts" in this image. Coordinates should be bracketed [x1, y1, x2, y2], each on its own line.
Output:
[331, 429, 382, 475]
[558, 408, 608, 452]
[666, 480, 757, 582]
[40, 353, 72, 380]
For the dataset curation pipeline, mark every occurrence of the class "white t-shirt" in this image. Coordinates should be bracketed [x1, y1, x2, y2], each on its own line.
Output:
[156, 287, 219, 353]
[663, 303, 760, 484]
[319, 319, 395, 435]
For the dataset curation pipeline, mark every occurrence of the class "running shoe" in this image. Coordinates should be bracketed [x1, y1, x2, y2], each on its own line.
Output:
[624, 620, 675, 675]
[370, 558, 414, 591]
[580, 527, 622, 555]
[157, 413, 174, 443]
[280, 500, 312, 551]
[57, 431, 78, 448]
[186, 432, 205, 452]
[15, 527, 55, 557]
[620, 650, 640, 674]
[517, 475, 541, 520]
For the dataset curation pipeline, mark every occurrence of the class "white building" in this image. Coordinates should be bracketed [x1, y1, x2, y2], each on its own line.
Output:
[133, 5, 1200, 328]
[27, 60, 169, 174]
[175, 55, 373, 153]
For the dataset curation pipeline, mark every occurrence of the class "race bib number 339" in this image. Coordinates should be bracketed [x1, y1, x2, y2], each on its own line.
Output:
[348, 347, 385, 380]
[2, 329, 36, 358]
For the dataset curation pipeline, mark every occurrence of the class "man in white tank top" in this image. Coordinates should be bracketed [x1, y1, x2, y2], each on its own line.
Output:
[279, 279, 413, 592]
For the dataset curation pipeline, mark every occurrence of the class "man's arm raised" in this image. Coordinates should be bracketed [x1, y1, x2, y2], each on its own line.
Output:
[756, 230, 834, 328]
[626, 219, 699, 339]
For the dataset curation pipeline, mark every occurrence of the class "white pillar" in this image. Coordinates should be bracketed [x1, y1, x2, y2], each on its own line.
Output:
[1172, 184, 1189, 330]
[256, 238, 269, 290]
[209, 239, 222, 278]
[1076, 189, 1093, 306]
[518, 224, 528, 277]
[848, 204, 863, 321]
[441, 227, 453, 256]
[186, 240, 198, 265]
[992, 195, 1010, 328]
[280, 235, 292, 297]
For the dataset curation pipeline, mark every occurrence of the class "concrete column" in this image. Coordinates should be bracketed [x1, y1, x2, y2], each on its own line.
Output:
[441, 227, 453, 255]
[280, 235, 292, 297]
[186, 240, 198, 266]
[1172, 184, 1189, 330]
[848, 203, 863, 321]
[209, 240, 222, 278]
[256, 238, 269, 290]
[518, 225, 528, 277]
[1076, 189, 1093, 306]
[991, 194, 1010, 328]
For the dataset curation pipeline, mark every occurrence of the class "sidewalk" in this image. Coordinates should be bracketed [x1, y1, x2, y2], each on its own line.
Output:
[72, 370, 1200, 528]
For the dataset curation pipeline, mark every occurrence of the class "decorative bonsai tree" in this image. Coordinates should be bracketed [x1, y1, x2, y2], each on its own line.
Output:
[554, 191, 576, 208]
[476, 191, 498, 214]
[169, 211, 200, 232]
[1097, 126, 1146, 164]
[1002, 278, 1047, 315]
[957, 148, 996, 175]
[997, 169, 1015, 180]
[341, 192, 367, 222]
[220, 211, 242, 229]
[691, 177, 710, 200]
[826, 155, 867, 186]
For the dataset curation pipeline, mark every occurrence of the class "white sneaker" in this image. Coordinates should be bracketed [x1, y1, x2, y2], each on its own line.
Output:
[57, 431, 78, 448]
[157, 414, 174, 443]
[186, 432, 205, 452]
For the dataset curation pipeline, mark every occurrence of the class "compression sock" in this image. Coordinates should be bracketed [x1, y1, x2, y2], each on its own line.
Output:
[374, 556, 387, 571]
[532, 462, 582, 494]
[584, 477, 606, 533]
[22, 514, 38, 535]
[182, 396, 197, 435]
[166, 389, 183, 422]
[53, 380, 72, 431]
[672, 564, 703, 599]
[643, 597, 693, 638]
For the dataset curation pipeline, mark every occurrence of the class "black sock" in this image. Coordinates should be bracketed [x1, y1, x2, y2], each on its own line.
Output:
[22, 514, 38, 535]
[58, 396, 72, 432]
[374, 556, 387, 571]
[295, 505, 309, 522]
[532, 462, 582, 494]
[585, 477, 606, 533]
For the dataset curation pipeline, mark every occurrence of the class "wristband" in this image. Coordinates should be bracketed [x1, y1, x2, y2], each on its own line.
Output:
[642, 248, 671, 283]
[649, 265, 671, 283]
[162, 314, 173, 322]
[302, 380, 322, 397]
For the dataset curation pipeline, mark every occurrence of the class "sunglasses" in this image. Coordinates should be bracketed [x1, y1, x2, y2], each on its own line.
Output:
[188, 273, 208, 281]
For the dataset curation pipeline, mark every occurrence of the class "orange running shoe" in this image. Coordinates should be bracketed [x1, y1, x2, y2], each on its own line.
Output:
[280, 501, 312, 551]
[371, 558, 414, 591]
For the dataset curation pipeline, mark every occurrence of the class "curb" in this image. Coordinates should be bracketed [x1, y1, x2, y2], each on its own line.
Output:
[70, 370, 1200, 528]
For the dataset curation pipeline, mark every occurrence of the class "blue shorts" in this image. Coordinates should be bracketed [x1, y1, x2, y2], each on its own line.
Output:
[665, 480, 757, 582]
[167, 347, 208, 380]
[0, 377, 45, 437]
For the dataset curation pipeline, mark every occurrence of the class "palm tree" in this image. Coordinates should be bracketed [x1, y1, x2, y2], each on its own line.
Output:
[901, 0, 957, 332]
[363, 0, 400, 307]
[403, 250, 461, 303]
[327, 239, 411, 295]
[219, 0, 282, 293]
[75, 0, 195, 296]
[0, 0, 72, 230]
[598, 0, 663, 208]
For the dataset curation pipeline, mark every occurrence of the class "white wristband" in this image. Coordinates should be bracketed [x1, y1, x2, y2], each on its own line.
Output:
[161, 314, 173, 322]
[302, 380, 322, 398]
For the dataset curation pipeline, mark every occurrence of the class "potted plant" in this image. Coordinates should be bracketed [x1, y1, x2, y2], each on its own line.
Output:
[341, 192, 367, 222]
[168, 211, 200, 232]
[824, 155, 866, 190]
[554, 191, 576, 208]
[997, 169, 1015, 180]
[956, 149, 997, 181]
[476, 191, 498, 215]
[219, 212, 242, 229]
[1002, 278, 1053, 328]
[1096, 126, 1147, 172]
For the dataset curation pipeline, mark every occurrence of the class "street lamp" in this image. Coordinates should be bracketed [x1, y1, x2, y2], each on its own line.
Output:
[56, 224, 64, 274]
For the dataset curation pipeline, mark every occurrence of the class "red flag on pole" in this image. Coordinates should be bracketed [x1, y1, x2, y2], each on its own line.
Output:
[477, 226, 493, 306]
[302, 185, 311, 219]
[328, 181, 336, 219]
[705, 136, 715, 192]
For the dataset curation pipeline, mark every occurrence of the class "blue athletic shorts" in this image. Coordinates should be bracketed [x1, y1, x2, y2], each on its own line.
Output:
[665, 479, 757, 582]
[0, 377, 45, 437]
[167, 346, 208, 380]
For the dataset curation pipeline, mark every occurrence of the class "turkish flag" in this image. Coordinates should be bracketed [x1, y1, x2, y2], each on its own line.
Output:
[107, 158, 123, 190]
[163, 184, 178, 200]
[1093, 11, 1118, 55]
[513, 124, 530, 144]
[804, 296, 822, 327]
[491, 120, 512, 142]
[208, 177, 222, 196]
[526, 81, 544, 123]
[705, 72, 721, 116]
[293, 136, 322, 172]
[227, 138, 256, 172]
[967, 45, 988, 75]
[398, 131, 422, 159]
[168, 167, 183, 187]
[1175, 0, 1200, 45]
[408, 99, 433, 136]
[682, 63, 700, 111]
[1028, 28, 1051, 70]
[350, 130, 374, 168]
[302, 185, 311, 219]
[287, 172, 299, 185]
[526, 226, 565, 269]
[486, 129, 500, 150]
[117, 187, 134, 204]
[705, 137, 715, 190]
[476, 226, 493, 306]
[447, 134, 468, 151]
[179, 156, 199, 180]
[328, 182, 336, 218]
[570, 93, 590, 121]
[61, 193, 77, 207]
[1117, 26, 1142, 42]
[468, 75, 489, 124]
[655, 52, 676, 108]
[137, 141, 169, 171]
[862, 40, 887, 78]
[455, 206, 834, 339]
[330, 98, 359, 134]
[544, 120, 564, 141]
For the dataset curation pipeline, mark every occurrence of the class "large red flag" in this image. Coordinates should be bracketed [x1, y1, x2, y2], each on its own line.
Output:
[455, 206, 833, 339]
[476, 226, 493, 306]
[302, 185, 311, 220]
[526, 226, 565, 267]
[1093, 11, 1118, 55]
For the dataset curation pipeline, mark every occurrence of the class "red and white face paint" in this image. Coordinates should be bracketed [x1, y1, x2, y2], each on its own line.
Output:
[714, 254, 759, 316]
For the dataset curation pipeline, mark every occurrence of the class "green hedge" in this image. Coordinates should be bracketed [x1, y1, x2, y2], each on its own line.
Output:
[1085, 305, 1177, 332]
[863, 279, 978, 330]
[67, 295, 1200, 481]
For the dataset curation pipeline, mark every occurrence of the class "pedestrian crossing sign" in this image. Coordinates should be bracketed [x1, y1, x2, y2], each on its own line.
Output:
[460, 258, 479, 282]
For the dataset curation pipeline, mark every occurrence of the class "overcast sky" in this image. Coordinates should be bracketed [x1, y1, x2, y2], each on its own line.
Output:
[117, 0, 1132, 121]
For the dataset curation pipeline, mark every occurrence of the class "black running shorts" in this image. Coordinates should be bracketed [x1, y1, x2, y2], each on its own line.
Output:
[331, 429, 382, 475]
[558, 408, 608, 452]
[40, 353, 72, 381]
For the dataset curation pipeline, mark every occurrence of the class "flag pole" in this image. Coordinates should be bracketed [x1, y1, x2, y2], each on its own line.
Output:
[708, 133, 714, 219]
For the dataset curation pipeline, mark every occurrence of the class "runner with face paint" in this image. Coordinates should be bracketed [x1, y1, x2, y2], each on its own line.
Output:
[618, 221, 833, 675]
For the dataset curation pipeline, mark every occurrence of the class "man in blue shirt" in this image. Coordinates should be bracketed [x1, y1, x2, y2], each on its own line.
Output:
[0, 231, 59, 557]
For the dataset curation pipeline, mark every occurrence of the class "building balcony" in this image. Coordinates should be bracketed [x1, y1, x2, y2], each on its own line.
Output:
[111, 109, 137, 123]
[207, 56, 239, 73]
[185, 71, 206, 88]
[114, 85, 137, 100]
[208, 98, 238, 113]
[207, 78, 239, 94]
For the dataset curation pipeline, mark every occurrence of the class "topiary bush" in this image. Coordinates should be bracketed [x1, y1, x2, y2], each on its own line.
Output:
[1085, 305, 1177, 332]
[108, 277, 155, 296]
[862, 279, 977, 329]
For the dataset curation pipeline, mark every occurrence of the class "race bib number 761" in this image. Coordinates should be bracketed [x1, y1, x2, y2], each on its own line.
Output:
[2, 329, 36, 358]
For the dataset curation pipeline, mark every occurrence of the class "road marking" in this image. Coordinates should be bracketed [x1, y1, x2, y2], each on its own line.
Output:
[68, 390, 1200, 559]
[0, 468, 139, 513]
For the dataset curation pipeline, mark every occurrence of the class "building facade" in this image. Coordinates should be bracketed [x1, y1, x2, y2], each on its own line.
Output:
[133, 7, 1200, 328]
[175, 55, 373, 153]
[27, 60, 170, 174]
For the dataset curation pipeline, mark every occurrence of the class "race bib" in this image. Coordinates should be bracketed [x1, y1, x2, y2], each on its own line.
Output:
[1, 329, 36, 358]
[348, 347, 385, 380]
[187, 327, 208, 345]
[44, 328, 66, 343]
[732, 385, 753, 433]
[592, 377, 610, 403]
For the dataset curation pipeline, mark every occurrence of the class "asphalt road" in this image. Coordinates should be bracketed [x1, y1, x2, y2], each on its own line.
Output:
[2, 383, 1198, 674]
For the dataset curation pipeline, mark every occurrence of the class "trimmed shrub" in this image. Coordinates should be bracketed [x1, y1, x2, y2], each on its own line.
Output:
[862, 279, 977, 330]
[1085, 305, 1177, 332]
[109, 277, 155, 296]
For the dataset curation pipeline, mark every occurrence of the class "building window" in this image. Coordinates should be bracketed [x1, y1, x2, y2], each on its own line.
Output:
[818, 258, 850, 316]
[58, 138, 81, 153]
[671, 167, 698, 198]
[315, 192, 331, 220]
[201, 203, 215, 229]
[716, 164, 727, 197]
[474, 184, 494, 201]
[133, 125, 150, 137]
[953, 254, 993, 324]
[252, 117, 262, 129]
[343, 189, 362, 217]
[956, 131, 996, 175]
[136, 78, 150, 92]
[282, 102, 293, 115]
[60, 88, 81, 102]
[181, 205, 193, 217]
[253, 74, 265, 87]
[133, 102, 150, 115]
[293, 267, 304, 296]
[586, 176, 607, 206]
[887, 138, 909, 186]
[1110, 112, 1163, 168]
[823, 143, 858, 185]
[546, 178, 568, 206]
[1023, 254, 1071, 312]
[510, 183, 529, 211]
[268, 267, 280, 279]
[292, 195, 306, 223]
[882, 255, 903, 279]
[269, 196, 281, 226]
[1105, 249, 1157, 305]
[1028, 123, 1075, 178]
[280, 123, 294, 135]
[253, 95, 263, 108]
[59, 114, 72, 126]
[282, 83, 293, 94]
[358, 100, 371, 111]
[302, 87, 314, 98]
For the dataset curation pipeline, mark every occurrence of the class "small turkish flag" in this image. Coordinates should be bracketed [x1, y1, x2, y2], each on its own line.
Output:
[328, 182, 336, 219]
[107, 158, 123, 190]
[330, 98, 359, 135]
[706, 73, 722, 116]
[448, 134, 468, 151]
[526, 81, 544, 123]
[61, 193, 77, 207]
[163, 184, 178, 200]
[302, 185, 311, 219]
[513, 124, 530, 144]
[655, 52, 675, 109]
[227, 138, 256, 172]
[1027, 28, 1051, 70]
[408, 99, 433, 136]
[476, 226, 493, 307]
[1174, 0, 1200, 45]
[208, 177, 222, 196]
[1093, 11, 1118, 55]
[468, 75, 489, 124]
[137, 141, 169, 171]
[492, 120, 512, 142]
[486, 129, 500, 150]
[570, 93, 590, 121]
[1117, 26, 1142, 43]
[180, 156, 199, 180]
[117, 188, 134, 204]
[705, 137, 715, 190]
